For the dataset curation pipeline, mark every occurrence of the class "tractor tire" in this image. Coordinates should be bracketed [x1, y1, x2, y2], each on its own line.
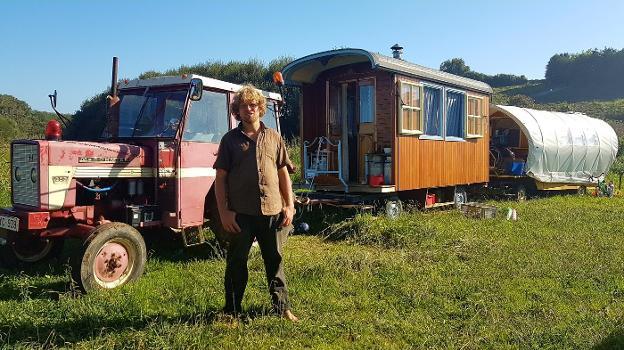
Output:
[72, 222, 146, 292]
[0, 230, 64, 267]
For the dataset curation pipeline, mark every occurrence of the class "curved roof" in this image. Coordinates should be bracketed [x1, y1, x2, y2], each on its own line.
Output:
[491, 105, 618, 184]
[282, 48, 493, 94]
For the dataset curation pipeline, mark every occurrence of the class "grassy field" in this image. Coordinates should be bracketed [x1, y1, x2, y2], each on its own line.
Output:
[2, 142, 624, 348]
[0, 190, 624, 348]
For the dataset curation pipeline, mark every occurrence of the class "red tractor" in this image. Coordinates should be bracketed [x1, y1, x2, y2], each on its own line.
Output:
[0, 58, 285, 291]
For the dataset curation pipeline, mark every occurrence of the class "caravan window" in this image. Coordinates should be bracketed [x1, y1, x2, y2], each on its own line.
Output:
[467, 96, 484, 138]
[359, 80, 375, 123]
[423, 86, 443, 137]
[445, 90, 465, 139]
[398, 81, 422, 134]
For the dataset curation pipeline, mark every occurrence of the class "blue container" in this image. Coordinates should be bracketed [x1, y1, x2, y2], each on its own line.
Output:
[508, 161, 525, 175]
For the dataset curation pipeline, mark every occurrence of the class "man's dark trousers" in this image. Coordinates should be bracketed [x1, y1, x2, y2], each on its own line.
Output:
[224, 213, 290, 314]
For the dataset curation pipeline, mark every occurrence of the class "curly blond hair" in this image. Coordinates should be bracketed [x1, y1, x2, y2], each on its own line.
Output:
[231, 84, 267, 121]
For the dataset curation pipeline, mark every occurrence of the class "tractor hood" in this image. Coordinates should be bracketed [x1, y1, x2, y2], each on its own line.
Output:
[44, 140, 153, 173]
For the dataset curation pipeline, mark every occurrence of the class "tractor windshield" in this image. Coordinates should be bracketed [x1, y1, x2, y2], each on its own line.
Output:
[117, 88, 187, 138]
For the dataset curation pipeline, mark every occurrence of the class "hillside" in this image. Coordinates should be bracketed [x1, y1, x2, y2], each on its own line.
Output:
[492, 85, 624, 137]
[0, 94, 56, 143]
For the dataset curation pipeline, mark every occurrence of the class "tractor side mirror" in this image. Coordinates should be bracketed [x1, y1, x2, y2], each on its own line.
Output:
[189, 78, 203, 101]
[49, 90, 58, 108]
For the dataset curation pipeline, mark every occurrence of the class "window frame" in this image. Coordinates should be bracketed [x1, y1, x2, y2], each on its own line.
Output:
[182, 88, 230, 143]
[466, 95, 484, 139]
[419, 83, 444, 140]
[358, 78, 376, 124]
[444, 88, 467, 142]
[398, 80, 423, 135]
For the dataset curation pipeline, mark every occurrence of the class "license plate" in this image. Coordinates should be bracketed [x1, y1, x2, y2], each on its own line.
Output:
[0, 215, 19, 232]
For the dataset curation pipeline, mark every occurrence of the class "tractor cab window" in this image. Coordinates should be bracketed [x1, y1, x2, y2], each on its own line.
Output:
[118, 88, 187, 138]
[182, 90, 229, 143]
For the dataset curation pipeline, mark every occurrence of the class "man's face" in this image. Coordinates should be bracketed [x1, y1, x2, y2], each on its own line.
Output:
[239, 100, 260, 124]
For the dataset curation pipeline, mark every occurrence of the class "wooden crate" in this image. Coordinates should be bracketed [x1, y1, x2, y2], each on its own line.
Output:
[460, 202, 498, 219]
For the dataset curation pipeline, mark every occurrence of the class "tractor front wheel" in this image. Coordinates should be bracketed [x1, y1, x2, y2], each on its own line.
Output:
[73, 222, 146, 292]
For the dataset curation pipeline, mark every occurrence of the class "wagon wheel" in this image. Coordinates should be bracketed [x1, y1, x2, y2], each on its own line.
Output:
[384, 199, 403, 219]
[515, 185, 527, 202]
[577, 185, 587, 196]
[0, 231, 64, 267]
[454, 187, 468, 209]
[72, 222, 146, 292]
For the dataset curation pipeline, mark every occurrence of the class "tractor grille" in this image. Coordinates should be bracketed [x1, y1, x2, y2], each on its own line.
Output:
[11, 143, 40, 207]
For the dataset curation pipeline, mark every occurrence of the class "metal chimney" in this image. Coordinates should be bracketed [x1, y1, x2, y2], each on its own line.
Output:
[391, 44, 403, 60]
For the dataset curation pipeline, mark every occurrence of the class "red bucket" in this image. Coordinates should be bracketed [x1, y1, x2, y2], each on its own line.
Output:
[368, 175, 384, 187]
[425, 194, 436, 206]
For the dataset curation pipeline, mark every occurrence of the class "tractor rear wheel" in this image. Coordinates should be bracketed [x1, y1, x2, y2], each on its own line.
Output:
[72, 222, 146, 292]
[0, 230, 64, 267]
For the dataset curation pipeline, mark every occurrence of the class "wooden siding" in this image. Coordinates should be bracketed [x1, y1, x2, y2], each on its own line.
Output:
[395, 94, 490, 191]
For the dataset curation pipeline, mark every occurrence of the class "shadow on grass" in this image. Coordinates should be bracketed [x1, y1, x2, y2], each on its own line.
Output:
[594, 329, 624, 349]
[0, 308, 225, 347]
[0, 303, 283, 346]
[0, 228, 225, 302]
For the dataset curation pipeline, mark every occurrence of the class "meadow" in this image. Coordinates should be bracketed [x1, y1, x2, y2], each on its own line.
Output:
[1, 173, 624, 348]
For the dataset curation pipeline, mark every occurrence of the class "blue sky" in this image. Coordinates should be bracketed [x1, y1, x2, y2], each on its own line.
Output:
[1, 0, 623, 113]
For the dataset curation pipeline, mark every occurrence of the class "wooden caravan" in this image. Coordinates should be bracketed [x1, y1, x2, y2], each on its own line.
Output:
[282, 47, 493, 208]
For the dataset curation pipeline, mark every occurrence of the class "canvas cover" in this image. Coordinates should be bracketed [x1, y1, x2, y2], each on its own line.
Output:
[492, 105, 618, 184]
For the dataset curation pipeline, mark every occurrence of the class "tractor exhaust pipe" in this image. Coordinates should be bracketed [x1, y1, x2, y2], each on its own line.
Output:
[111, 56, 119, 98]
[106, 56, 120, 137]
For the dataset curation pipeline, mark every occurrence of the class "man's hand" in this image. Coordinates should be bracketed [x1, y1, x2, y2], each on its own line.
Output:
[281, 205, 295, 227]
[220, 209, 241, 233]
[277, 166, 295, 228]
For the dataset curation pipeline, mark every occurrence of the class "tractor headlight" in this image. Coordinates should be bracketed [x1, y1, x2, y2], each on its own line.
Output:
[30, 168, 37, 183]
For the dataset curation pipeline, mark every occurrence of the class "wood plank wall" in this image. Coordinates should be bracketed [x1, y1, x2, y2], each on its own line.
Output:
[395, 93, 490, 191]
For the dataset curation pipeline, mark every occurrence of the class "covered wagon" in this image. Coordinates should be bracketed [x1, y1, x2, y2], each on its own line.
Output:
[488, 105, 618, 198]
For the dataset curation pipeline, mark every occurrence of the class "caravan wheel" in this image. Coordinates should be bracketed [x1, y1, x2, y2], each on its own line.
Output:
[454, 187, 468, 208]
[515, 185, 527, 202]
[384, 200, 403, 219]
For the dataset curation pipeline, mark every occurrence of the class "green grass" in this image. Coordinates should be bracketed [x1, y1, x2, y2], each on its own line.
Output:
[0, 195, 624, 348]
[3, 141, 624, 348]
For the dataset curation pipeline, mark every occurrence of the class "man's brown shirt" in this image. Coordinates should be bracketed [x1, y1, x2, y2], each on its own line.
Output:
[214, 122, 290, 216]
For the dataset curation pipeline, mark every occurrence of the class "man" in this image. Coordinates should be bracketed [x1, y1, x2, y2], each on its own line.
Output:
[214, 84, 298, 322]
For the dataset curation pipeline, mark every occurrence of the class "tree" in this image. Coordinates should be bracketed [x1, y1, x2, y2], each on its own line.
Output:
[440, 59, 527, 87]
[66, 57, 300, 140]
[440, 58, 470, 76]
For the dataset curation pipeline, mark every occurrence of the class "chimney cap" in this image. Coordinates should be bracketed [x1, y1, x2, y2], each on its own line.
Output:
[391, 44, 404, 59]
